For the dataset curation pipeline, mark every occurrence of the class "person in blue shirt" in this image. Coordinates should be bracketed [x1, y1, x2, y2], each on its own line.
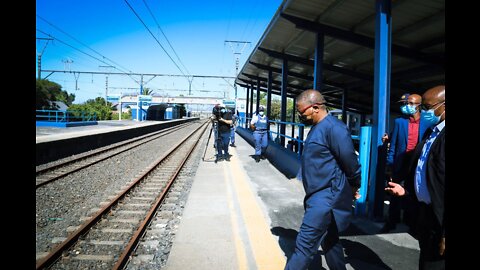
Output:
[285, 89, 361, 270]
[250, 105, 269, 162]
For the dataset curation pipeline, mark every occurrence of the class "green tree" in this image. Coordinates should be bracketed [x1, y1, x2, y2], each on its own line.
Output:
[141, 87, 154, 95]
[254, 94, 296, 121]
[68, 97, 112, 120]
[36, 79, 75, 109]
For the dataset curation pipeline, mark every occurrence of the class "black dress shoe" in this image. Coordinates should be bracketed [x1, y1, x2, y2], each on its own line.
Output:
[255, 156, 260, 162]
[261, 154, 266, 160]
[230, 143, 236, 147]
[225, 156, 230, 161]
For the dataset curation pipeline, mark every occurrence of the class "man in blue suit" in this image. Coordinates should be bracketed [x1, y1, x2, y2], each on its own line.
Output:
[285, 89, 361, 270]
[382, 93, 428, 232]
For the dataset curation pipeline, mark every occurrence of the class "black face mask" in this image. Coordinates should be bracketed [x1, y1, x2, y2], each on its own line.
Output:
[299, 114, 313, 126]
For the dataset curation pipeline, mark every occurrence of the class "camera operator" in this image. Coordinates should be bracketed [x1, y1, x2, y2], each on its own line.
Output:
[211, 104, 233, 163]
[210, 104, 221, 149]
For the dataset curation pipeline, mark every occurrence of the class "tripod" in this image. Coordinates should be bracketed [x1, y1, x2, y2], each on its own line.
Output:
[202, 120, 219, 161]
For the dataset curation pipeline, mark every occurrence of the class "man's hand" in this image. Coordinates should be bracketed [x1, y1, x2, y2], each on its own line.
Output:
[352, 186, 361, 200]
[382, 133, 389, 143]
[439, 237, 445, 256]
[385, 182, 406, 196]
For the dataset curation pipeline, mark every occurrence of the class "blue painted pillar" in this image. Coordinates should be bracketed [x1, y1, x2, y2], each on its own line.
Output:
[280, 58, 288, 147]
[267, 70, 273, 133]
[355, 126, 372, 216]
[368, 0, 392, 219]
[313, 32, 325, 91]
[245, 85, 250, 128]
[256, 77, 261, 112]
[291, 97, 296, 138]
[139, 74, 144, 121]
[249, 83, 254, 119]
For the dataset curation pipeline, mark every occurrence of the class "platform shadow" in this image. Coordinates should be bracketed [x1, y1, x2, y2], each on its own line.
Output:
[271, 227, 392, 270]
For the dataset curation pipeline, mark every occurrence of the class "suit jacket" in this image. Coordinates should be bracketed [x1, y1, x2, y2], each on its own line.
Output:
[300, 115, 361, 232]
[406, 125, 445, 236]
[386, 116, 428, 180]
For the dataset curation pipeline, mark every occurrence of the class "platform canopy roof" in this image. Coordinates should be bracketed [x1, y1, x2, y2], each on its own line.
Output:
[235, 0, 445, 114]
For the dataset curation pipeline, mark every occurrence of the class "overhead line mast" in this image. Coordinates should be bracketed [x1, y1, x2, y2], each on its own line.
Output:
[36, 37, 53, 79]
[224, 40, 251, 111]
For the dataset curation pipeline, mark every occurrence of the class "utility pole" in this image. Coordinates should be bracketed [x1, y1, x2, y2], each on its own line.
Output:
[188, 76, 194, 95]
[225, 40, 251, 112]
[99, 65, 115, 105]
[36, 37, 53, 79]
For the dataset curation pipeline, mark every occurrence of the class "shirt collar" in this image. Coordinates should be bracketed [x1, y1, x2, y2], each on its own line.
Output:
[434, 119, 445, 133]
[409, 116, 420, 123]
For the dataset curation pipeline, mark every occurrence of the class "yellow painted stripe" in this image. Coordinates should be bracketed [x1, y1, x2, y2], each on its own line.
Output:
[228, 148, 286, 269]
[223, 162, 248, 270]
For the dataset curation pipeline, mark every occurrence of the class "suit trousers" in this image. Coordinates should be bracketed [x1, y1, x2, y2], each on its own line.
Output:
[285, 213, 346, 270]
[388, 150, 415, 226]
[417, 202, 445, 270]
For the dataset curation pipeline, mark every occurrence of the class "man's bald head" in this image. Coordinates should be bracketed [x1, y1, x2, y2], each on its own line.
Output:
[423, 85, 445, 102]
[296, 89, 326, 106]
[408, 94, 422, 104]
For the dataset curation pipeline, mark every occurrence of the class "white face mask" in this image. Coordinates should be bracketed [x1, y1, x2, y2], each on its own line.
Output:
[259, 111, 264, 116]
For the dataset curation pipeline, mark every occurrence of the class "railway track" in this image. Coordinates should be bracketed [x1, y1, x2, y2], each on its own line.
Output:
[36, 122, 191, 188]
[36, 121, 209, 269]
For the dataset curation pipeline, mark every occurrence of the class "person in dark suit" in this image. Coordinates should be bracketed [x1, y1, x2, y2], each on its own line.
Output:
[382, 93, 429, 232]
[285, 89, 361, 270]
[385, 85, 445, 270]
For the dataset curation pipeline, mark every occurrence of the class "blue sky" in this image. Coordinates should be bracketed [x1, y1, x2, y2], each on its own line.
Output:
[36, 0, 283, 104]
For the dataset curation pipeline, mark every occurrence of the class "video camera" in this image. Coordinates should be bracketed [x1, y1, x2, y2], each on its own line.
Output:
[212, 105, 226, 119]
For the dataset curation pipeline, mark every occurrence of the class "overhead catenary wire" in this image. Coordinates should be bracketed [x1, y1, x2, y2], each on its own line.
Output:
[37, 15, 135, 75]
[141, 0, 191, 76]
[123, 0, 190, 82]
[36, 28, 141, 85]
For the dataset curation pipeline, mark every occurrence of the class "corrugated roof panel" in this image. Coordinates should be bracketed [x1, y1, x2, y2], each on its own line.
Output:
[236, 0, 444, 113]
[285, 0, 339, 21]
[317, 0, 375, 30]
[262, 17, 299, 51]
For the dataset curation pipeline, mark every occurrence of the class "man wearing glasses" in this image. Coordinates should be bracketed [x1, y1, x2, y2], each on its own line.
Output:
[386, 85, 445, 270]
[285, 89, 361, 270]
[381, 93, 429, 233]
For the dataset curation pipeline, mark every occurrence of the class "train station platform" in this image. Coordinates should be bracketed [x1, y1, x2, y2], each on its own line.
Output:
[165, 128, 420, 270]
[36, 120, 168, 144]
[35, 119, 198, 165]
[35, 120, 420, 269]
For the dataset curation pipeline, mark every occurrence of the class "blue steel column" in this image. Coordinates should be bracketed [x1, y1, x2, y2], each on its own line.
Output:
[245, 85, 250, 128]
[267, 70, 273, 133]
[368, 0, 392, 219]
[313, 32, 325, 91]
[249, 83, 254, 118]
[280, 58, 288, 147]
[256, 77, 261, 112]
[291, 97, 296, 138]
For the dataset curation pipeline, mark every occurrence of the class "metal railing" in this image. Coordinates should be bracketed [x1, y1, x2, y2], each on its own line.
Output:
[238, 115, 361, 159]
[36, 110, 97, 122]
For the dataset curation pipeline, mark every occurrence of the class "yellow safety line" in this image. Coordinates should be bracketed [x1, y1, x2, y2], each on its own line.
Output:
[223, 162, 248, 270]
[228, 148, 286, 269]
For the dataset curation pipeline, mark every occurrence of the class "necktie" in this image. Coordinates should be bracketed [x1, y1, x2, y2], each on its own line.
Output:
[415, 127, 439, 203]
